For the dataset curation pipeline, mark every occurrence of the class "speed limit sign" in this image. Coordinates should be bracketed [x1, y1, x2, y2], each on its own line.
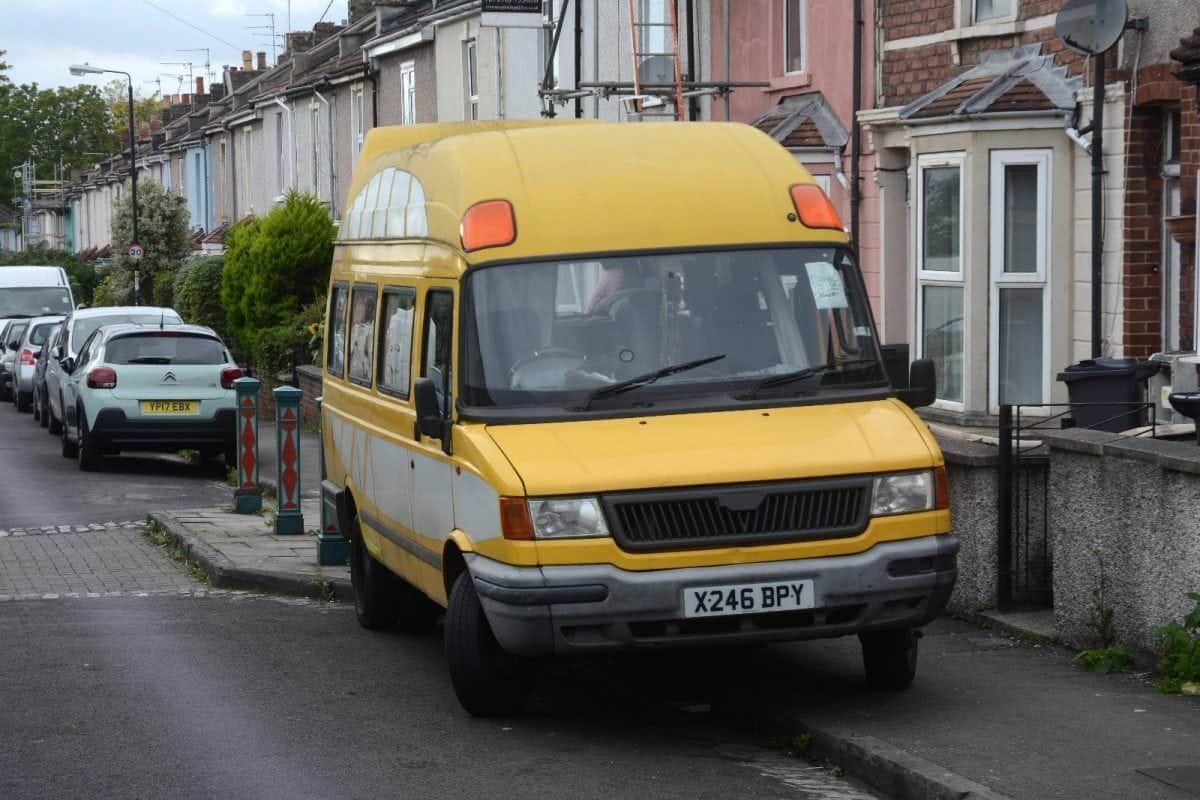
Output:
[127, 243, 145, 261]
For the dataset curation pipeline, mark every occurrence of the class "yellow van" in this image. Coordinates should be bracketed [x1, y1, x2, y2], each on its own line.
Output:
[322, 120, 955, 716]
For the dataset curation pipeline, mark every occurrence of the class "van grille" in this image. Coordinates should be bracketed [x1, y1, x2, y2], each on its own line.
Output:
[604, 479, 871, 552]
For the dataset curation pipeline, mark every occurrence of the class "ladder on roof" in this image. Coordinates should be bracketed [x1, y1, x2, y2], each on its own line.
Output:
[626, 0, 685, 120]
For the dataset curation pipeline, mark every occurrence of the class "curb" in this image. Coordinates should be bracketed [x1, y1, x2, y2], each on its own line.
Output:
[146, 511, 352, 603]
[725, 706, 1012, 800]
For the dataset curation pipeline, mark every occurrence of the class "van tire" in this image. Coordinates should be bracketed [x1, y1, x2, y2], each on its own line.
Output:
[860, 627, 919, 691]
[445, 571, 527, 717]
[349, 519, 399, 630]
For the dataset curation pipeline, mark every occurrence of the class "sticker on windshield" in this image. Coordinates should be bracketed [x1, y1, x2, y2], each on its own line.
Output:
[805, 262, 848, 310]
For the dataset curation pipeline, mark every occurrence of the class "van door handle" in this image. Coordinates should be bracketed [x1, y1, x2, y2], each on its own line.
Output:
[410, 460, 415, 469]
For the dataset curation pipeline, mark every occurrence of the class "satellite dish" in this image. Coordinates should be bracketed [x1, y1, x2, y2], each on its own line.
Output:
[1055, 0, 1129, 56]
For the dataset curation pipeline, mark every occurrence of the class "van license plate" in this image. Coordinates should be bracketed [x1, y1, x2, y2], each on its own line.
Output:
[141, 400, 198, 414]
[683, 579, 815, 618]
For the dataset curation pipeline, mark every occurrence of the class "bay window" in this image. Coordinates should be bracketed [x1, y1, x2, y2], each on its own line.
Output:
[917, 154, 965, 406]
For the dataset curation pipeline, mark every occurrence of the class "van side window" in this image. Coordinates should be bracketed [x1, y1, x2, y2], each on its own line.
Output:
[378, 287, 416, 398]
[348, 285, 378, 386]
[422, 290, 454, 402]
[327, 284, 349, 378]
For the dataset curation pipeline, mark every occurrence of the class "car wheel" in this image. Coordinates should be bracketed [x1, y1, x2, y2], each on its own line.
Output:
[16, 391, 31, 413]
[349, 518, 401, 631]
[445, 571, 528, 717]
[60, 409, 77, 459]
[77, 414, 103, 472]
[860, 628, 919, 691]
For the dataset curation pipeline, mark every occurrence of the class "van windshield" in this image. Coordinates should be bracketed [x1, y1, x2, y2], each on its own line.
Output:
[462, 247, 886, 413]
[0, 287, 72, 317]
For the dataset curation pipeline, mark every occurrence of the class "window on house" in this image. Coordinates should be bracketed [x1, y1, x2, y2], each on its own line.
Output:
[990, 150, 1051, 409]
[276, 113, 286, 194]
[1163, 107, 1188, 349]
[242, 127, 255, 211]
[465, 39, 479, 120]
[636, 0, 670, 83]
[400, 62, 416, 125]
[784, 0, 805, 73]
[327, 283, 349, 379]
[351, 84, 365, 158]
[310, 104, 320, 194]
[348, 284, 377, 386]
[973, 0, 1013, 23]
[378, 287, 416, 398]
[917, 155, 964, 406]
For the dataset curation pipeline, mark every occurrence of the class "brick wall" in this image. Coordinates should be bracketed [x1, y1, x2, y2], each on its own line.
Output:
[297, 365, 323, 430]
[1121, 64, 1200, 358]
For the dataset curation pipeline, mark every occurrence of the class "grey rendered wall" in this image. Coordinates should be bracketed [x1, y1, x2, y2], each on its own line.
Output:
[1045, 430, 1200, 657]
[937, 436, 1001, 614]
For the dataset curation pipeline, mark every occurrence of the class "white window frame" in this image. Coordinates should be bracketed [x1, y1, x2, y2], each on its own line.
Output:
[783, 0, 806, 75]
[351, 83, 365, 158]
[310, 102, 321, 194]
[464, 39, 479, 121]
[400, 61, 416, 125]
[915, 152, 967, 412]
[1163, 108, 1184, 349]
[988, 149, 1052, 413]
[970, 0, 1016, 25]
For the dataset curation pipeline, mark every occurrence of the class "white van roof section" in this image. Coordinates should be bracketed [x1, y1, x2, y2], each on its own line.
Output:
[0, 266, 69, 287]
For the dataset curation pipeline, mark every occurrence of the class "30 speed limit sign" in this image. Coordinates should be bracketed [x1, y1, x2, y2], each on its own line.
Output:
[127, 243, 144, 261]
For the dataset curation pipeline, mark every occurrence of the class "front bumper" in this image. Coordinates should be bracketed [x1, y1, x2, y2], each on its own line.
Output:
[90, 407, 237, 452]
[468, 535, 958, 657]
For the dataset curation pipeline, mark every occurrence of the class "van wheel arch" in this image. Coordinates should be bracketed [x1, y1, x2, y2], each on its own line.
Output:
[442, 542, 467, 603]
[336, 487, 357, 541]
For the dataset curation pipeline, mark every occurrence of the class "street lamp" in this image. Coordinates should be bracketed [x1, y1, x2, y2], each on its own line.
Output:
[70, 63, 141, 305]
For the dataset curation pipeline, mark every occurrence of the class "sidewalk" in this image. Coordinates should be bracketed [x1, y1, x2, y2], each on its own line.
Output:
[151, 487, 1200, 799]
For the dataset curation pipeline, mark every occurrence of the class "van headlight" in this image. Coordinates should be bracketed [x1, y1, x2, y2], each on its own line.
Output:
[528, 497, 610, 539]
[871, 471, 934, 516]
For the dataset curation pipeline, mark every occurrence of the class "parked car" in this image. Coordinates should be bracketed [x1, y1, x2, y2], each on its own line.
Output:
[32, 324, 61, 428]
[59, 323, 241, 471]
[322, 122, 952, 717]
[44, 306, 183, 435]
[0, 319, 29, 402]
[11, 315, 64, 412]
[0, 266, 75, 334]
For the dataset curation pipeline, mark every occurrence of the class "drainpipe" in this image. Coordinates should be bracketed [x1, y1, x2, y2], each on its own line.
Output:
[313, 87, 336, 211]
[850, 0, 863, 250]
[365, 62, 379, 129]
[723, 0, 730, 121]
[272, 96, 295, 190]
[574, 0, 583, 118]
[496, 27, 505, 119]
[227, 123, 238, 220]
[684, 0, 697, 121]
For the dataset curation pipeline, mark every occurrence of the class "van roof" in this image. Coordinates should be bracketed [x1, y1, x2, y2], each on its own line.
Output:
[344, 121, 845, 266]
[0, 266, 69, 287]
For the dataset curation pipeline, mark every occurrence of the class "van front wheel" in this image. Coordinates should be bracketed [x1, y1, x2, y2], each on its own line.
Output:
[860, 627, 919, 691]
[349, 520, 399, 631]
[445, 571, 527, 717]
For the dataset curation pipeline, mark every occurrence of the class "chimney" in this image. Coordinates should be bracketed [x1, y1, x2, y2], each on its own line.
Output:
[195, 76, 205, 96]
[257, 51, 267, 70]
[242, 50, 253, 71]
[182, 93, 191, 106]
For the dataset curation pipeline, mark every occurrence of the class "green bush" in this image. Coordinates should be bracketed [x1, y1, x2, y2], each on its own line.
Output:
[220, 191, 334, 373]
[0, 249, 98, 306]
[174, 256, 226, 335]
[1155, 593, 1200, 694]
[91, 270, 132, 307]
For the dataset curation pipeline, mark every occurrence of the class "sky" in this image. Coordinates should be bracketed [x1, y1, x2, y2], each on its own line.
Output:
[3, 0, 345, 96]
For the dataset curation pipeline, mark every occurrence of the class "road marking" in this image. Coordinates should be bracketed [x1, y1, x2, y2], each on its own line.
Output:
[0, 520, 146, 537]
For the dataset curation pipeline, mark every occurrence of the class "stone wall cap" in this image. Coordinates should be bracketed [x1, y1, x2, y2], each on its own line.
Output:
[934, 433, 1000, 467]
[297, 364, 323, 380]
[1038, 428, 1110, 455]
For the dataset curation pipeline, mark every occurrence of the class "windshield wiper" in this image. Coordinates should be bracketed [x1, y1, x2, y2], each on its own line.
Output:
[3, 314, 32, 319]
[578, 354, 726, 411]
[127, 357, 173, 364]
[738, 358, 881, 400]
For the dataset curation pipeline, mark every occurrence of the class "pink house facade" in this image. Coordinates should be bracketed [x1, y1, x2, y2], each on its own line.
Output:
[710, 0, 881, 317]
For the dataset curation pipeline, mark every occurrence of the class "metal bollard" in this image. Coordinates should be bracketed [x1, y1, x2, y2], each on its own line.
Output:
[315, 396, 348, 565]
[273, 385, 304, 535]
[233, 376, 262, 514]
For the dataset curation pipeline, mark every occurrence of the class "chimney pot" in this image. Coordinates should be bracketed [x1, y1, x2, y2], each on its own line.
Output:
[242, 50, 253, 70]
[196, 76, 205, 96]
[257, 51, 267, 70]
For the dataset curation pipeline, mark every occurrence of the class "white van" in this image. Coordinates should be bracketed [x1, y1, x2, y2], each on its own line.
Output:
[0, 266, 76, 325]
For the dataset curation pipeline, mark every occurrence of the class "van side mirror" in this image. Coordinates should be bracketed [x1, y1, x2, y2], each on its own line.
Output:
[414, 377, 447, 440]
[897, 359, 936, 409]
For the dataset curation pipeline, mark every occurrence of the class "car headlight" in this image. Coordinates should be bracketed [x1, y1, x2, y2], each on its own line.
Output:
[527, 497, 610, 539]
[871, 471, 934, 516]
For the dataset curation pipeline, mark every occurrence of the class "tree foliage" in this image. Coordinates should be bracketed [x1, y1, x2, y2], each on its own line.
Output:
[0, 53, 112, 209]
[110, 181, 191, 304]
[174, 256, 226, 334]
[220, 192, 335, 372]
[101, 80, 162, 155]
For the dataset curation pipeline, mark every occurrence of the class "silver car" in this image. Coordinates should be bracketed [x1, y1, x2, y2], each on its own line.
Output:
[45, 306, 183, 434]
[10, 315, 64, 412]
[0, 319, 29, 403]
